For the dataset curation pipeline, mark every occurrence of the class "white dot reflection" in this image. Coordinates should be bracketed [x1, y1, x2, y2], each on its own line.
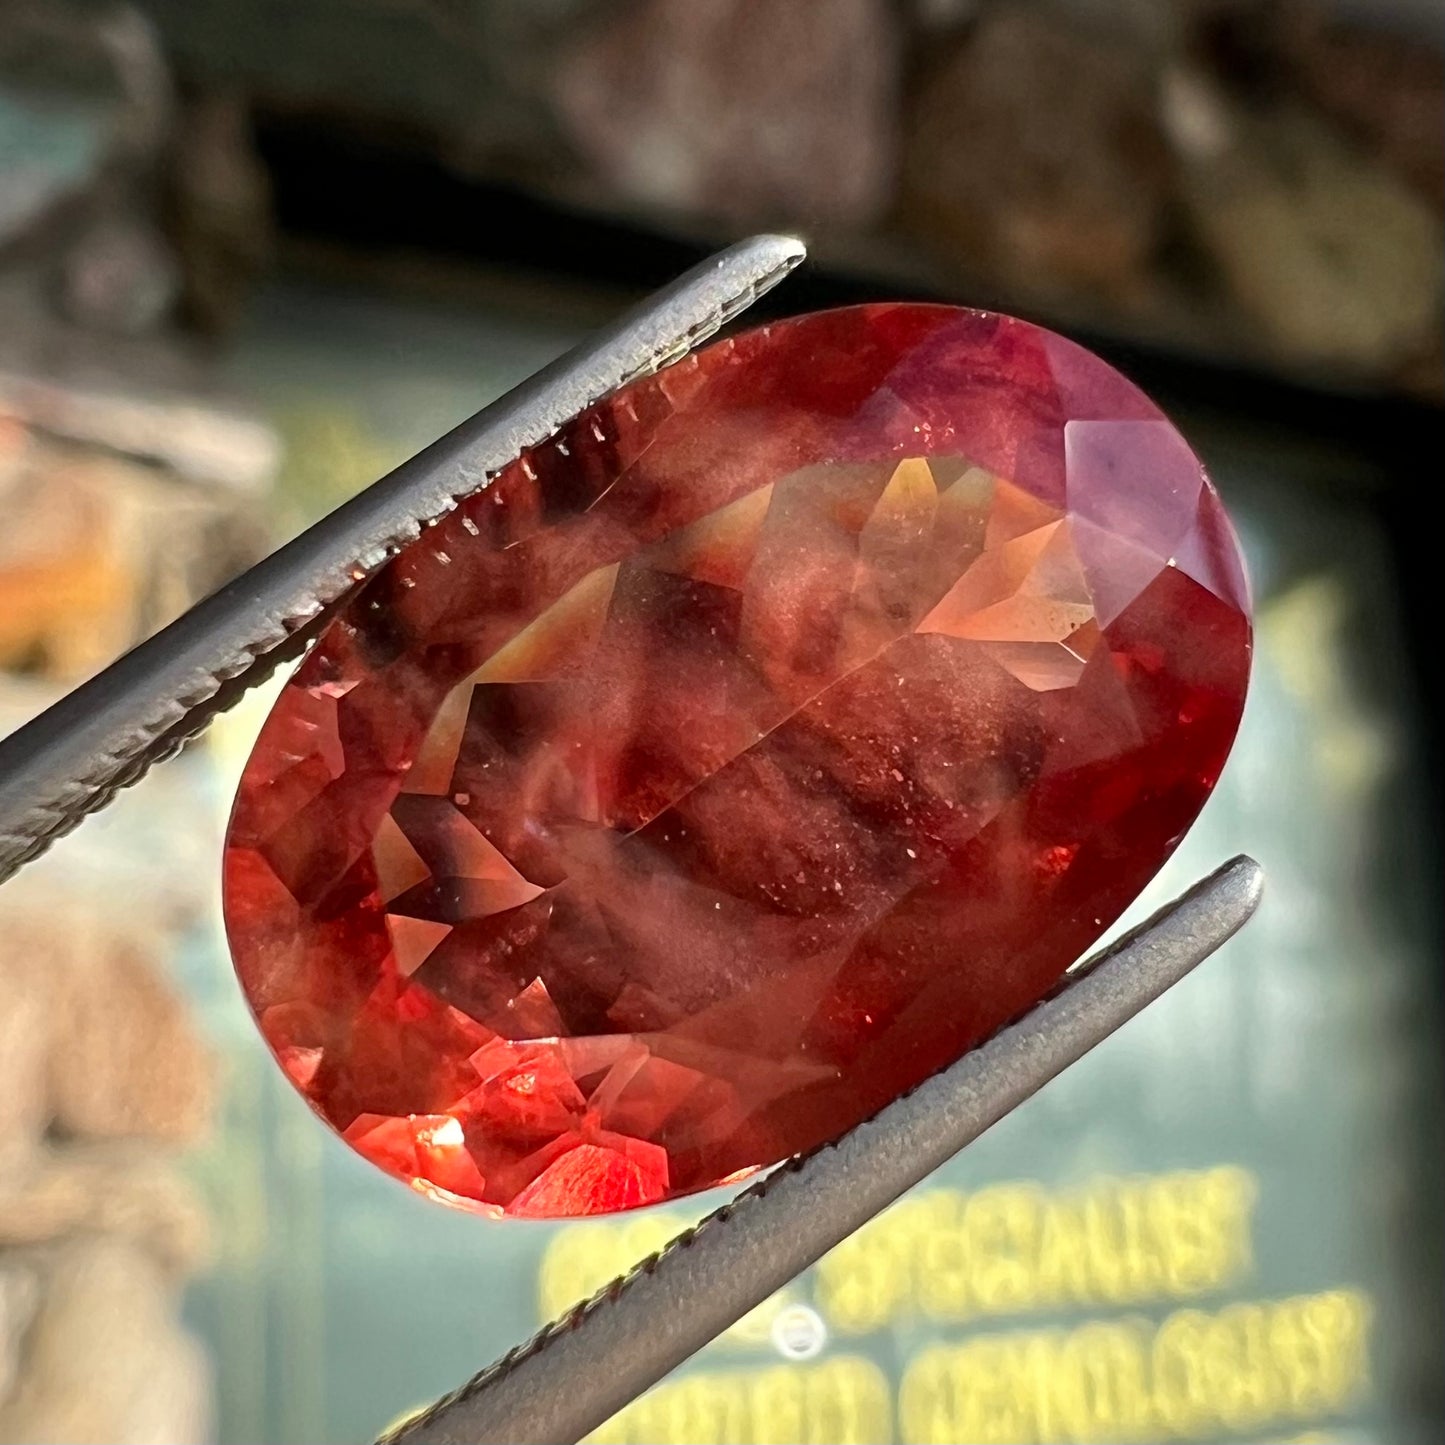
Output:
[769, 1303, 827, 1361]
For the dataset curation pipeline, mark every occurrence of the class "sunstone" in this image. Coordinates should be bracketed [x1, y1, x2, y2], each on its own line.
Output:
[224, 305, 1250, 1218]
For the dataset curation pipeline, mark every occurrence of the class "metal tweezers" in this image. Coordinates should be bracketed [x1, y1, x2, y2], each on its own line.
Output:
[0, 235, 1263, 1445]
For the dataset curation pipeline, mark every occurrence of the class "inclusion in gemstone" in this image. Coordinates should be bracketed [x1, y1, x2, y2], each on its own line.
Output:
[224, 304, 1250, 1218]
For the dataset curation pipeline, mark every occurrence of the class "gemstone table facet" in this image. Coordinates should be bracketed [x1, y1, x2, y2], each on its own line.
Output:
[223, 305, 1251, 1218]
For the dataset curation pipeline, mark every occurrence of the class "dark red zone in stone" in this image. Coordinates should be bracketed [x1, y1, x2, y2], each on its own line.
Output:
[224, 305, 1251, 1218]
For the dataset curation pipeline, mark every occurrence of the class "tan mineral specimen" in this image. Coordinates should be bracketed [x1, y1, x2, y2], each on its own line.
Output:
[0, 901, 214, 1151]
[1179, 106, 1445, 371]
[554, 0, 899, 228]
[0, 1142, 208, 1275]
[0, 425, 265, 683]
[902, 6, 1168, 302]
[0, 1237, 211, 1445]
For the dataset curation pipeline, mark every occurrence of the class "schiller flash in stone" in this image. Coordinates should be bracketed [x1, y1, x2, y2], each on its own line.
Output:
[224, 306, 1251, 1218]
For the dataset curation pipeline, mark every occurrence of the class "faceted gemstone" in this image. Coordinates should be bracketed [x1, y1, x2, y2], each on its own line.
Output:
[224, 305, 1250, 1218]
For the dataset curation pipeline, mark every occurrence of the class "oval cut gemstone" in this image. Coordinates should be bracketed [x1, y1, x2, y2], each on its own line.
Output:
[224, 305, 1250, 1218]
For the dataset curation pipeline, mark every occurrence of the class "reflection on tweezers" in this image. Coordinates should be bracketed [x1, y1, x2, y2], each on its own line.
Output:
[0, 234, 1262, 1445]
[380, 856, 1261, 1445]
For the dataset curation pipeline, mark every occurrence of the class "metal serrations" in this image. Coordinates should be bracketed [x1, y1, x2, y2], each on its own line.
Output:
[0, 235, 807, 883]
[380, 857, 1263, 1445]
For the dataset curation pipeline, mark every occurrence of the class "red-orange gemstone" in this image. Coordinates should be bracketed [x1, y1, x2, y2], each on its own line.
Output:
[224, 305, 1250, 1218]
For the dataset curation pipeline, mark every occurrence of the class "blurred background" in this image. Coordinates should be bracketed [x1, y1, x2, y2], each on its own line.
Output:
[0, 0, 1440, 1441]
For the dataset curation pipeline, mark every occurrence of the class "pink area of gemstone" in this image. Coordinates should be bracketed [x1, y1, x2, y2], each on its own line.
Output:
[223, 305, 1250, 1218]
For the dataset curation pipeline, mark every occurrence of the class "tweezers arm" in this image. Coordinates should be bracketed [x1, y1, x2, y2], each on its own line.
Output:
[0, 236, 805, 883]
[384, 855, 1263, 1445]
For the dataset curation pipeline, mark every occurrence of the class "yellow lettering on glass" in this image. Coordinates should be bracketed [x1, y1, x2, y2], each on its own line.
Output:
[898, 1288, 1372, 1444]
[586, 1357, 892, 1445]
[813, 1167, 1257, 1333]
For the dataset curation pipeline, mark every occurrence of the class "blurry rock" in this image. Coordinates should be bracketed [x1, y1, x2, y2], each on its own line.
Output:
[1051, 0, 1193, 55]
[0, 1143, 208, 1274]
[0, 367, 278, 494]
[1285, 14, 1445, 210]
[57, 210, 180, 336]
[0, 409, 270, 682]
[51, 940, 215, 1145]
[0, 1, 134, 247]
[909, 0, 983, 28]
[0, 939, 49, 1159]
[1394, 331, 1445, 403]
[167, 89, 274, 335]
[0, 2, 180, 337]
[0, 706, 218, 1157]
[0, 1237, 210, 1445]
[137, 0, 569, 168]
[554, 0, 898, 228]
[0, 1265, 39, 1403]
[0, 761, 214, 1433]
[0, 82, 113, 247]
[0, 442, 220, 680]
[1159, 63, 1235, 163]
[0, 673, 217, 1437]
[0, 438, 132, 680]
[1205, 2, 1445, 211]
[1179, 106, 1444, 372]
[0, 899, 213, 1148]
[901, 5, 1169, 301]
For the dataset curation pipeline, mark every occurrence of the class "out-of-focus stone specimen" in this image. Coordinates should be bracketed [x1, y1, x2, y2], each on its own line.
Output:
[0, 347, 269, 1440]
[0, 681, 220, 1444]
[903, 6, 1169, 302]
[0, 1238, 211, 1445]
[1177, 105, 1444, 371]
[554, 0, 898, 227]
[0, 380, 274, 681]
[102, 0, 1445, 392]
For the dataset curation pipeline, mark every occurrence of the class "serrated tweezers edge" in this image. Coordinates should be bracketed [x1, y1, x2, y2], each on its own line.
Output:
[0, 235, 806, 882]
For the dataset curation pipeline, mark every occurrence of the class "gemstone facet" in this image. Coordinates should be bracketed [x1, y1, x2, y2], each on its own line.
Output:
[224, 305, 1250, 1218]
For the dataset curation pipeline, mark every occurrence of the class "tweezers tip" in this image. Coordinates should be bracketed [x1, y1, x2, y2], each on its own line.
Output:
[744, 232, 808, 265]
[719, 234, 807, 295]
[1212, 852, 1265, 921]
